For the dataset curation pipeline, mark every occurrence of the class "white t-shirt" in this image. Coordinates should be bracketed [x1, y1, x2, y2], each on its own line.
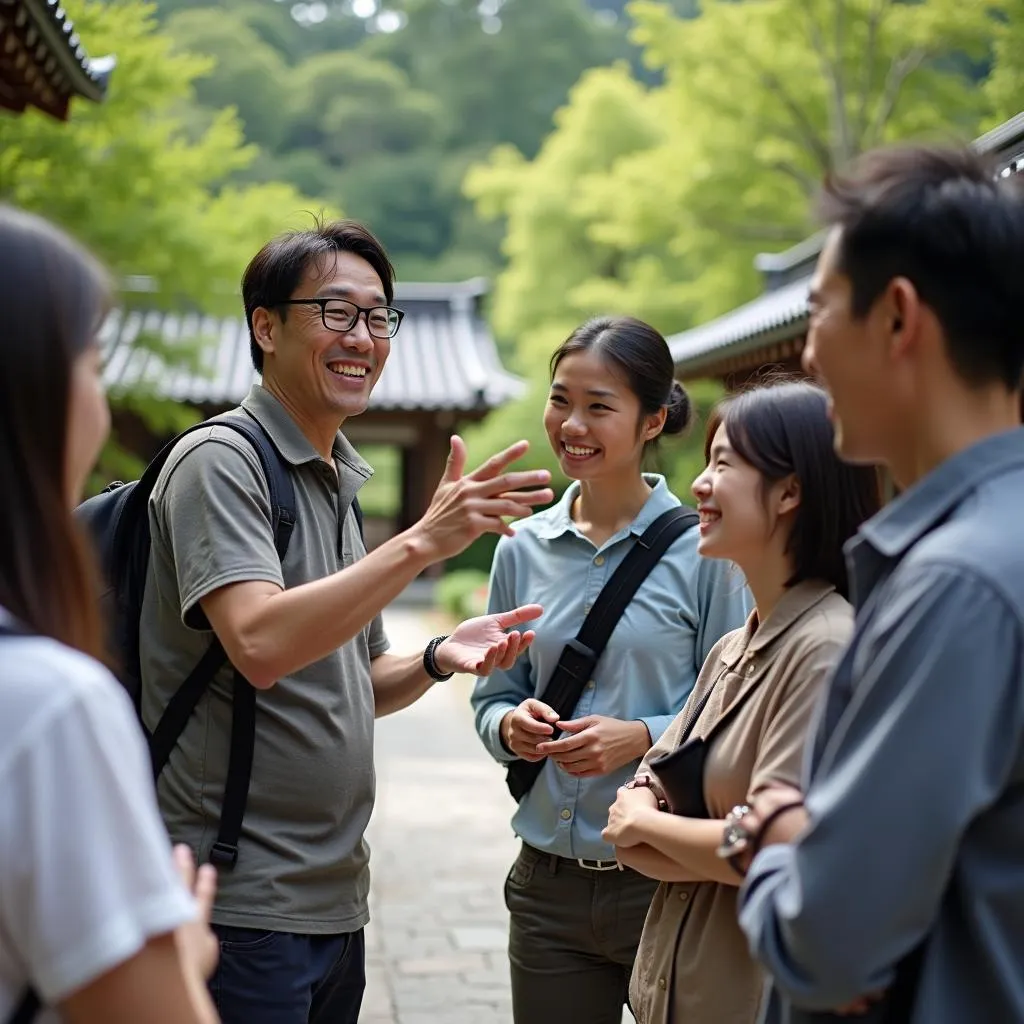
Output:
[0, 617, 196, 1021]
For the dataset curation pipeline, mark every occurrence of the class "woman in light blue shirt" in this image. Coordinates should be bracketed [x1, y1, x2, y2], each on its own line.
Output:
[471, 316, 750, 1024]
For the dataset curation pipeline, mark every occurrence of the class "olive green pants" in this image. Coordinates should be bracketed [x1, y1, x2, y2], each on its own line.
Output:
[505, 843, 658, 1024]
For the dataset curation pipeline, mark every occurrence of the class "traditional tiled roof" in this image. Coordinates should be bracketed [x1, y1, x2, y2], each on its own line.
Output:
[100, 278, 525, 414]
[670, 111, 1024, 377]
[0, 0, 113, 119]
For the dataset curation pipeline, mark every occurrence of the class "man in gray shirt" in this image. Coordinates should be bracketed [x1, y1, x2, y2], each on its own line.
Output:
[726, 146, 1024, 1021]
[140, 220, 554, 1024]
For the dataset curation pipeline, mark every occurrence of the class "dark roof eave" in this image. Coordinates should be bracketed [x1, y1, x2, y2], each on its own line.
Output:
[673, 316, 809, 379]
[22, 0, 112, 103]
[671, 109, 1024, 376]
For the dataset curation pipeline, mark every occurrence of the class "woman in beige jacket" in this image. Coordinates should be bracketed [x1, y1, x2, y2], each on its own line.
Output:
[602, 381, 880, 1024]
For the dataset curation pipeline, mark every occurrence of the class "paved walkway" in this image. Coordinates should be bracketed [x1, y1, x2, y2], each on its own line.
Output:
[361, 604, 636, 1024]
[361, 605, 519, 1024]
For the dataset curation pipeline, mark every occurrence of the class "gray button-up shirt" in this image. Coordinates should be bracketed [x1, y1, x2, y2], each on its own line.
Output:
[739, 427, 1024, 1023]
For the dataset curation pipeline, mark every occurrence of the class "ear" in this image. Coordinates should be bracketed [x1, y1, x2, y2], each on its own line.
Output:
[774, 472, 801, 518]
[884, 277, 921, 361]
[642, 407, 667, 442]
[251, 307, 277, 360]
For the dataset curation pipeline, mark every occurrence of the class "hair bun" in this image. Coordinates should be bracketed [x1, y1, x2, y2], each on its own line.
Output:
[663, 380, 693, 436]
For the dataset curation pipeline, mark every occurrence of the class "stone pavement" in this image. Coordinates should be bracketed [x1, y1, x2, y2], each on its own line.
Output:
[361, 604, 635, 1024]
[360, 604, 518, 1024]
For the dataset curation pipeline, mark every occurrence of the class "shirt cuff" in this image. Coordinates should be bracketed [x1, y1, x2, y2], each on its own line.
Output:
[637, 714, 673, 748]
[480, 703, 520, 765]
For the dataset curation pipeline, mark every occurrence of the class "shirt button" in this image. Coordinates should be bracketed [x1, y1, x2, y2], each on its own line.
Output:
[746, 662, 756, 675]
[594, 555, 605, 566]
[560, 808, 572, 821]
[587, 680, 596, 690]
[679, 891, 689, 902]
[658, 977, 667, 990]
[584, 602, 592, 612]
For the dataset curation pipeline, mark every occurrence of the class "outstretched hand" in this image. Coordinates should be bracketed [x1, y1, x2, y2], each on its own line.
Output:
[412, 436, 553, 563]
[435, 604, 543, 676]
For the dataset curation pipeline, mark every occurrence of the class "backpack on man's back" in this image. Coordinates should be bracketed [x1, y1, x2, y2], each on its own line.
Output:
[75, 409, 362, 870]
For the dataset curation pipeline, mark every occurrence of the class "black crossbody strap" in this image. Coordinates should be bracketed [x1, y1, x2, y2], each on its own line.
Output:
[676, 685, 715, 747]
[7, 988, 41, 1024]
[506, 506, 698, 801]
[147, 412, 296, 871]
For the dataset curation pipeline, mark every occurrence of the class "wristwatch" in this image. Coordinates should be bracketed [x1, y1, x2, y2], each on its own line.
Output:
[624, 773, 668, 812]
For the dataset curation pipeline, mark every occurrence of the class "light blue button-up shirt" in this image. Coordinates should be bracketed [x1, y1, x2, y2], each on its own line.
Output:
[472, 475, 752, 861]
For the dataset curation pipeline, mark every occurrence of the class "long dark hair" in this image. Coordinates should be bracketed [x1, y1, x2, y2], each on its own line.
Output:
[0, 206, 111, 659]
[705, 380, 881, 599]
[550, 316, 693, 452]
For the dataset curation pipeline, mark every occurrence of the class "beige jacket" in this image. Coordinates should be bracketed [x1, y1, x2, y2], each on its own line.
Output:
[629, 580, 853, 1024]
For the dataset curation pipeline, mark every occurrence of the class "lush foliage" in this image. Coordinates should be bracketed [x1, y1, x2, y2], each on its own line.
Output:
[149, 0, 660, 280]
[0, 0, 323, 485]
[462, 0, 1016, 507]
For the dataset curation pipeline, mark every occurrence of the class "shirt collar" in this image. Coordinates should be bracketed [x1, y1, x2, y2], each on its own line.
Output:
[855, 427, 1024, 562]
[531, 474, 680, 541]
[719, 578, 838, 669]
[240, 384, 372, 482]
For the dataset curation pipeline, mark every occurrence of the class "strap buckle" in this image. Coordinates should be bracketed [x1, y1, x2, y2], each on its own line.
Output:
[209, 842, 239, 869]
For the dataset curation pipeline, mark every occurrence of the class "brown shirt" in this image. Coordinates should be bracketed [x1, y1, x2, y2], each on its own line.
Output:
[629, 580, 852, 1024]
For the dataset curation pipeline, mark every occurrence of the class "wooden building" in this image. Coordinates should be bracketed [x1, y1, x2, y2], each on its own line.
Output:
[100, 277, 524, 548]
[669, 112, 1024, 390]
[0, 0, 112, 119]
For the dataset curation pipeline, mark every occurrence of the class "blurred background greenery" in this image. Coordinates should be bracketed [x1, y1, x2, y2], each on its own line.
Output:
[4, 0, 1021, 587]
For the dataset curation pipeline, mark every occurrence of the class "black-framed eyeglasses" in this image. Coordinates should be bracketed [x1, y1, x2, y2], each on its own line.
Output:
[277, 298, 405, 339]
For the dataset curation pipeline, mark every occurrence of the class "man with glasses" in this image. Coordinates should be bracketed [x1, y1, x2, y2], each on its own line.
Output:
[139, 220, 554, 1024]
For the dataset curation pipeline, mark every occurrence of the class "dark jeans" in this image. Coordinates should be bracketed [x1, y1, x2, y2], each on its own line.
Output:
[210, 925, 365, 1024]
[505, 843, 658, 1024]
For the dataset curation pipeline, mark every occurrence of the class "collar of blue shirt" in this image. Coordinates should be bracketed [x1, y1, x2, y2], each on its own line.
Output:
[854, 426, 1024, 561]
[530, 474, 681, 542]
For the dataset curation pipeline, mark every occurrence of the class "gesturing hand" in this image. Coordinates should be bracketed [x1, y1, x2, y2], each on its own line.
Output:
[172, 844, 219, 983]
[535, 716, 651, 778]
[435, 604, 543, 676]
[501, 698, 560, 762]
[413, 436, 554, 562]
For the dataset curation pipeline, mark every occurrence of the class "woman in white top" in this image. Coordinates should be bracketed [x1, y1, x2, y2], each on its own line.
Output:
[0, 206, 219, 1024]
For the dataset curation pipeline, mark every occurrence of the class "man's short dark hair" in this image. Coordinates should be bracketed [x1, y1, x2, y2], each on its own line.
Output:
[242, 218, 396, 373]
[817, 144, 1024, 391]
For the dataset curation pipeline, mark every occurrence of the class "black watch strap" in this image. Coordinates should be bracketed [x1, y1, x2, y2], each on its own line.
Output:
[423, 635, 454, 681]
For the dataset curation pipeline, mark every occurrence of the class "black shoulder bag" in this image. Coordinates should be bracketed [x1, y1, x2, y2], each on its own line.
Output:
[505, 506, 698, 802]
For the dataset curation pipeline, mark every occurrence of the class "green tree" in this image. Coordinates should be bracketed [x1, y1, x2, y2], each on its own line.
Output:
[377, 0, 636, 157]
[471, 0, 999, 346]
[985, 0, 1024, 123]
[163, 8, 293, 150]
[463, 0, 1007, 508]
[0, 0, 324, 484]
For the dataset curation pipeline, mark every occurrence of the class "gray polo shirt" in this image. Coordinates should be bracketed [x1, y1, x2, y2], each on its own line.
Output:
[140, 384, 388, 934]
[739, 427, 1024, 1023]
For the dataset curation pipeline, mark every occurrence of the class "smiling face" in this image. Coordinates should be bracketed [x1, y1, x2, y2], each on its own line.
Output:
[252, 250, 390, 425]
[691, 424, 799, 567]
[802, 228, 902, 465]
[543, 349, 664, 483]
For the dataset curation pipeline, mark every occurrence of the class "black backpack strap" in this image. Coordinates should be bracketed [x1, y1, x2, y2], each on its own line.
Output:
[505, 506, 699, 802]
[148, 412, 296, 871]
[8, 988, 41, 1024]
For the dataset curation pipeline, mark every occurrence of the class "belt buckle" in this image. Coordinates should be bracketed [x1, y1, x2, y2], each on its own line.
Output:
[577, 857, 622, 871]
